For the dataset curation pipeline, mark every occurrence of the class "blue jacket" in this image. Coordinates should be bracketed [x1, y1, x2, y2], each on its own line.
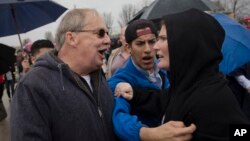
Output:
[108, 57, 169, 141]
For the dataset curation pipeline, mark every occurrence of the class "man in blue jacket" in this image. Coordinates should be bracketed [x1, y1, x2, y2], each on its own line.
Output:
[108, 19, 196, 141]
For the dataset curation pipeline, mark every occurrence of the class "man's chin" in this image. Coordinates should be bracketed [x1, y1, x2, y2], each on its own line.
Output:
[143, 67, 154, 71]
[96, 63, 104, 70]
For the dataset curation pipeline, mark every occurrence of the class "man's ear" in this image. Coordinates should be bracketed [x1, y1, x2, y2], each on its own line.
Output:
[31, 56, 36, 64]
[127, 44, 132, 54]
[124, 43, 130, 52]
[65, 32, 77, 47]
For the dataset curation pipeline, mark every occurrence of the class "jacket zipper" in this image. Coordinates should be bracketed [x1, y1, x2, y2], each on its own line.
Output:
[71, 70, 109, 140]
[97, 72, 110, 141]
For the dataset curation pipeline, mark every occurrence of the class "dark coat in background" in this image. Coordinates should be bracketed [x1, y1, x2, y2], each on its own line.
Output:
[0, 43, 16, 74]
[227, 62, 250, 121]
[162, 9, 249, 141]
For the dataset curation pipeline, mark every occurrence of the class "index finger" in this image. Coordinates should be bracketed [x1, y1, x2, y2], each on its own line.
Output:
[175, 124, 196, 136]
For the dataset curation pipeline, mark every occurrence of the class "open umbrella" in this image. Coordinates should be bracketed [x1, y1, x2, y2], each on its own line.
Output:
[0, 43, 16, 74]
[212, 13, 250, 74]
[131, 0, 221, 23]
[0, 0, 67, 47]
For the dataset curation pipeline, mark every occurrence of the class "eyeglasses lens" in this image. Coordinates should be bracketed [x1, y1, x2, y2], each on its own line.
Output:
[98, 29, 108, 38]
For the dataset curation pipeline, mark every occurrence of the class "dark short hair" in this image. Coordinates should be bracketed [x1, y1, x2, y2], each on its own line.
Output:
[30, 39, 54, 56]
[125, 19, 158, 44]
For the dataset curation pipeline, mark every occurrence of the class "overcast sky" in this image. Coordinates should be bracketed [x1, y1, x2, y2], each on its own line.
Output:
[0, 0, 144, 47]
[55, 0, 144, 26]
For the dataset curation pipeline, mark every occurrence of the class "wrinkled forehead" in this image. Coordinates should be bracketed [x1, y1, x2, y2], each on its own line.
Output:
[84, 12, 107, 30]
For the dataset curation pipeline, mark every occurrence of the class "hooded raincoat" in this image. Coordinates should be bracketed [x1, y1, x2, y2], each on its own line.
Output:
[162, 9, 250, 140]
[11, 50, 118, 141]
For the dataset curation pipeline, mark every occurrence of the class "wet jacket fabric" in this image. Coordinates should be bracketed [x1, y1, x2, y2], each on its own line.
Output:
[108, 57, 169, 141]
[162, 9, 250, 141]
[11, 50, 118, 141]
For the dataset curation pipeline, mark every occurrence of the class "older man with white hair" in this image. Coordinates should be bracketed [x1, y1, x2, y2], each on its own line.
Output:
[11, 8, 118, 141]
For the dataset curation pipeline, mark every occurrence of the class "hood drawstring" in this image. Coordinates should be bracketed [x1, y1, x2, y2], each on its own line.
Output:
[57, 64, 65, 91]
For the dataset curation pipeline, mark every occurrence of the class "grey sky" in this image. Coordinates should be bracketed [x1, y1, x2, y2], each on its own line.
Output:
[0, 0, 144, 47]
[55, 0, 143, 26]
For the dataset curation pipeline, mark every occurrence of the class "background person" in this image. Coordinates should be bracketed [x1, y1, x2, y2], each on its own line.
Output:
[4, 65, 16, 100]
[30, 39, 54, 63]
[106, 26, 130, 79]
[18, 57, 31, 81]
[242, 17, 250, 29]
[0, 73, 7, 121]
[227, 62, 250, 121]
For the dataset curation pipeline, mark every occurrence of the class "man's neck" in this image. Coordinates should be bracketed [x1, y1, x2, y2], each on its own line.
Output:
[120, 46, 130, 59]
[58, 48, 90, 76]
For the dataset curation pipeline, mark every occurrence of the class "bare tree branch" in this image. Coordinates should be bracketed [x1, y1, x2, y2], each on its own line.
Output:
[118, 4, 137, 27]
[117, 0, 154, 27]
[217, 0, 250, 20]
[103, 12, 114, 34]
[44, 31, 54, 42]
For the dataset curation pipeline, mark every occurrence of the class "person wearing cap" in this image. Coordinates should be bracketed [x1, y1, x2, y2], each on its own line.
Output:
[108, 19, 196, 141]
[30, 39, 54, 64]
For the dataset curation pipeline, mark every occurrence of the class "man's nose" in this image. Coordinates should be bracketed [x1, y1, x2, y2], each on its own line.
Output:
[103, 34, 111, 46]
[145, 42, 153, 53]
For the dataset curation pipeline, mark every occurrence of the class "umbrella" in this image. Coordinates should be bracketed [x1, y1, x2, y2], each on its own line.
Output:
[129, 6, 148, 24]
[212, 13, 250, 74]
[132, 0, 221, 22]
[0, 43, 16, 74]
[0, 0, 67, 47]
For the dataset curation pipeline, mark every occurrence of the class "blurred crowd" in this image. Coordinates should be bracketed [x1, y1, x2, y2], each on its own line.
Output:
[0, 39, 54, 120]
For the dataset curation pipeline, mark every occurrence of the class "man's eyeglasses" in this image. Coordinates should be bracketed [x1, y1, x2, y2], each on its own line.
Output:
[72, 28, 109, 38]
